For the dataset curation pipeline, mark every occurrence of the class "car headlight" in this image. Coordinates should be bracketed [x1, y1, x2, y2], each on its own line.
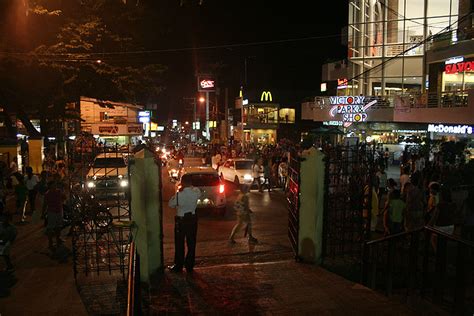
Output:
[120, 180, 128, 187]
[87, 181, 96, 188]
[243, 174, 253, 180]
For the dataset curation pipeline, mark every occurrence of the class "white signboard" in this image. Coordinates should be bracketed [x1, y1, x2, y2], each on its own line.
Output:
[328, 96, 376, 127]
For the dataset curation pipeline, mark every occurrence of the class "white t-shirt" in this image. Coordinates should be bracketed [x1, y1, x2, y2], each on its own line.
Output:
[252, 164, 262, 178]
[10, 161, 18, 173]
[25, 175, 39, 191]
[168, 187, 201, 217]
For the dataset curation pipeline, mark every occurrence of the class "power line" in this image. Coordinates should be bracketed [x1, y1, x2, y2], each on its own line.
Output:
[0, 33, 345, 58]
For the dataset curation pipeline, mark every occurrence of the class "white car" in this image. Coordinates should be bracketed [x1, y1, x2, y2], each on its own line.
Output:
[86, 153, 129, 194]
[177, 167, 226, 215]
[218, 158, 254, 185]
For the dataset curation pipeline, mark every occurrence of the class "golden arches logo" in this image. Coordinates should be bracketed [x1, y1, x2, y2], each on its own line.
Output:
[260, 91, 272, 102]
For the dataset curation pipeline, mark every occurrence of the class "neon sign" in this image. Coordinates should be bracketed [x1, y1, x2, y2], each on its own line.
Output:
[428, 124, 473, 135]
[200, 80, 215, 89]
[337, 78, 348, 89]
[260, 91, 273, 102]
[445, 59, 474, 74]
[198, 76, 216, 92]
[328, 96, 376, 127]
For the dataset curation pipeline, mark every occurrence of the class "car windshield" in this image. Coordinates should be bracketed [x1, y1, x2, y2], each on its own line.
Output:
[182, 174, 220, 187]
[235, 161, 253, 170]
[93, 158, 126, 168]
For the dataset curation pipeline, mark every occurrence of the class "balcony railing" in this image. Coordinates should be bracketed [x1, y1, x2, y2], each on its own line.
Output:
[313, 90, 471, 110]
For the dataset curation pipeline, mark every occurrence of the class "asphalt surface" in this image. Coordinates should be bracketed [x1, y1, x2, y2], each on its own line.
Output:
[162, 157, 293, 267]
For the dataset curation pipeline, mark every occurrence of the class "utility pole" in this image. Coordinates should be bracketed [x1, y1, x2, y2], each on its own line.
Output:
[205, 91, 210, 141]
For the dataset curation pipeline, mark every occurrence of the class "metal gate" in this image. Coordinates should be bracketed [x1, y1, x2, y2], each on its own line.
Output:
[66, 139, 136, 314]
[287, 156, 300, 259]
[322, 144, 375, 260]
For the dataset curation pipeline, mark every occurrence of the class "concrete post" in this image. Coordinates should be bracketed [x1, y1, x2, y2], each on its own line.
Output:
[28, 137, 44, 174]
[130, 148, 163, 283]
[298, 147, 325, 264]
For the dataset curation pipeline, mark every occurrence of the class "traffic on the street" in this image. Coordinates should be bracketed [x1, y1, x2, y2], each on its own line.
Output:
[2, 0, 474, 315]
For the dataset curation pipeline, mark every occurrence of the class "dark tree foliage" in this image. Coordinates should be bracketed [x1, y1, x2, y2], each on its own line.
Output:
[0, 0, 166, 138]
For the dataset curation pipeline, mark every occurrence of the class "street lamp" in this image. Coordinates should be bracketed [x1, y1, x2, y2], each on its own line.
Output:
[199, 97, 205, 103]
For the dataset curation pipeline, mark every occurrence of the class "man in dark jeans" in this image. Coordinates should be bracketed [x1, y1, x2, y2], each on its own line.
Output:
[168, 176, 201, 273]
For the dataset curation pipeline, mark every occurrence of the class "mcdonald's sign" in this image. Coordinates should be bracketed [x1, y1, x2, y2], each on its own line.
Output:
[260, 91, 273, 102]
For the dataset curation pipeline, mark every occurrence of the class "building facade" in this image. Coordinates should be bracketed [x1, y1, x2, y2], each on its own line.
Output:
[80, 97, 144, 145]
[304, 0, 474, 158]
[234, 90, 296, 145]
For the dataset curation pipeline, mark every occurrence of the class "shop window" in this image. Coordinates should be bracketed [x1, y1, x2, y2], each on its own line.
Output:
[278, 108, 295, 124]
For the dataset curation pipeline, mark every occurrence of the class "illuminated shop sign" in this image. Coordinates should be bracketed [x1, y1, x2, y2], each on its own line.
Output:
[320, 83, 327, 92]
[428, 124, 473, 135]
[260, 91, 273, 102]
[323, 121, 343, 126]
[445, 56, 464, 65]
[444, 58, 474, 74]
[198, 76, 216, 92]
[337, 78, 348, 89]
[138, 110, 151, 123]
[328, 96, 376, 127]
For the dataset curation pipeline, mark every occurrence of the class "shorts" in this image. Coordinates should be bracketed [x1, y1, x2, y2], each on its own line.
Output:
[47, 212, 63, 231]
[433, 225, 454, 235]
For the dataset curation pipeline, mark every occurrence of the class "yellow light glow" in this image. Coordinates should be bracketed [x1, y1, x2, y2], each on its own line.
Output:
[260, 91, 273, 102]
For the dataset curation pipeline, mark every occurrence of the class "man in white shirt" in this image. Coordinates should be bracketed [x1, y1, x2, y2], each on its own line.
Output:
[24, 166, 39, 213]
[168, 176, 201, 273]
[252, 158, 264, 193]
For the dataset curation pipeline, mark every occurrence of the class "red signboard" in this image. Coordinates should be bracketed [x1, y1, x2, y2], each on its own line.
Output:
[445, 61, 474, 74]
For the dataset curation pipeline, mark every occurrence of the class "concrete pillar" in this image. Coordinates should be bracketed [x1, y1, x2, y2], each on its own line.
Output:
[28, 137, 44, 174]
[130, 148, 163, 283]
[298, 147, 326, 264]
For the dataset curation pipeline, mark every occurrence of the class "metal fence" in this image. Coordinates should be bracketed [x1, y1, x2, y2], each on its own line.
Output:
[362, 227, 474, 315]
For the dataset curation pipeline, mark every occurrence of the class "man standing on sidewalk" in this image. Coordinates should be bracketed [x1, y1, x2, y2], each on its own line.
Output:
[168, 176, 201, 273]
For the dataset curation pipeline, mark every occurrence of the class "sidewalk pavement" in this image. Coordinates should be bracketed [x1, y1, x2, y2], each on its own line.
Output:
[0, 213, 87, 316]
[147, 259, 417, 315]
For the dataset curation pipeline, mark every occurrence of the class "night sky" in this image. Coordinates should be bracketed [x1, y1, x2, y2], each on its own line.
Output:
[153, 0, 348, 120]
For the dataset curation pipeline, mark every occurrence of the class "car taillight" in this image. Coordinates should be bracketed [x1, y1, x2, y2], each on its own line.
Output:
[219, 184, 225, 194]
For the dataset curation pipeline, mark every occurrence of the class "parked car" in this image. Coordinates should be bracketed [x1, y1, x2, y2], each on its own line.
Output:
[86, 153, 129, 197]
[177, 167, 226, 215]
[218, 158, 254, 185]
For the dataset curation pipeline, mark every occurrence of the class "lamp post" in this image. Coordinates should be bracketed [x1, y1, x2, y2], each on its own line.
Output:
[199, 96, 209, 141]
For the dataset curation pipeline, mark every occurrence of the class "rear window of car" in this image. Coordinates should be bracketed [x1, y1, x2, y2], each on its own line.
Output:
[235, 161, 253, 170]
[93, 158, 126, 168]
[182, 174, 220, 187]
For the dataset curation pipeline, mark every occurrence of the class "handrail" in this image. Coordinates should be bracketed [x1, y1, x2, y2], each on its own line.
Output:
[365, 228, 423, 245]
[424, 226, 474, 248]
[366, 226, 474, 248]
[126, 242, 136, 316]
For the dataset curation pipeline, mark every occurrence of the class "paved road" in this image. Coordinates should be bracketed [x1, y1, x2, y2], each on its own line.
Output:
[162, 158, 293, 267]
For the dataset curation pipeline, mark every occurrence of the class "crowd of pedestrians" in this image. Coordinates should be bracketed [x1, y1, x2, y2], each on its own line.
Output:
[376, 152, 474, 242]
[0, 154, 70, 274]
